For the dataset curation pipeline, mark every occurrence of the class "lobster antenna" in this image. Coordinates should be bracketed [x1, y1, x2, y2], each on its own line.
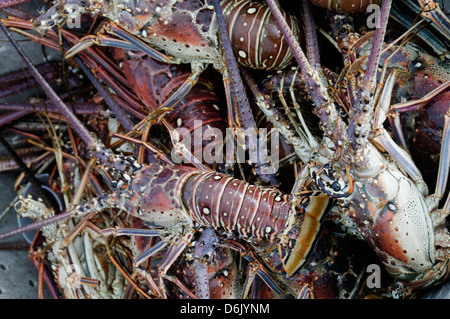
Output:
[348, 0, 392, 154]
[74, 55, 134, 132]
[301, 0, 320, 67]
[0, 20, 97, 148]
[0, 209, 75, 240]
[264, 0, 349, 149]
[209, 0, 256, 130]
[210, 0, 279, 185]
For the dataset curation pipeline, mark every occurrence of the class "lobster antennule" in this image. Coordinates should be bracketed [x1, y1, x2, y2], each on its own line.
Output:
[282, 193, 332, 276]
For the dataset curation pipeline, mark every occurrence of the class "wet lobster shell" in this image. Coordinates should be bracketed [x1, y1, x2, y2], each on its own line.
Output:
[222, 0, 301, 70]
[112, 49, 227, 166]
[308, 0, 382, 13]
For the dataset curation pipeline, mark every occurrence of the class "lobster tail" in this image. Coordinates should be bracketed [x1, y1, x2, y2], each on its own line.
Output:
[281, 193, 332, 276]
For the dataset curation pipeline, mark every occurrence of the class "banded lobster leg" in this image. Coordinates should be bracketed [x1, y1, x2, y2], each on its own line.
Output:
[223, 239, 283, 298]
[63, 22, 202, 117]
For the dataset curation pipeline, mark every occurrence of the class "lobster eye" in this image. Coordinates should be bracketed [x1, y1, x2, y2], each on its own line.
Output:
[331, 181, 341, 192]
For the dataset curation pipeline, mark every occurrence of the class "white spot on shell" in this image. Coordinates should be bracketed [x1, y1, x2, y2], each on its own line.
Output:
[203, 207, 210, 215]
[213, 175, 221, 180]
[238, 50, 247, 58]
[247, 7, 257, 14]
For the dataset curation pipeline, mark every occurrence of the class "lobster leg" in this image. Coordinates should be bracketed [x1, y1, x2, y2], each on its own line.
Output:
[64, 22, 179, 64]
[389, 80, 450, 200]
[64, 22, 206, 119]
[191, 227, 219, 299]
[241, 68, 323, 164]
[390, 80, 450, 113]
[276, 70, 316, 148]
[154, 232, 195, 298]
[371, 72, 425, 187]
[391, 1, 449, 58]
[225, 239, 283, 296]
[242, 261, 284, 298]
[100, 227, 166, 238]
[297, 283, 314, 299]
[388, 80, 450, 149]
[418, 0, 450, 39]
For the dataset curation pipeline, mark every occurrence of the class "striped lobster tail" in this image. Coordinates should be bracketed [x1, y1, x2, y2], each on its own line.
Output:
[180, 169, 331, 275]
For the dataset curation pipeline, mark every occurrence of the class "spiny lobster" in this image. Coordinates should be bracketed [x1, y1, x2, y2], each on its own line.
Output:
[1, 0, 450, 298]
[246, 0, 450, 294]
